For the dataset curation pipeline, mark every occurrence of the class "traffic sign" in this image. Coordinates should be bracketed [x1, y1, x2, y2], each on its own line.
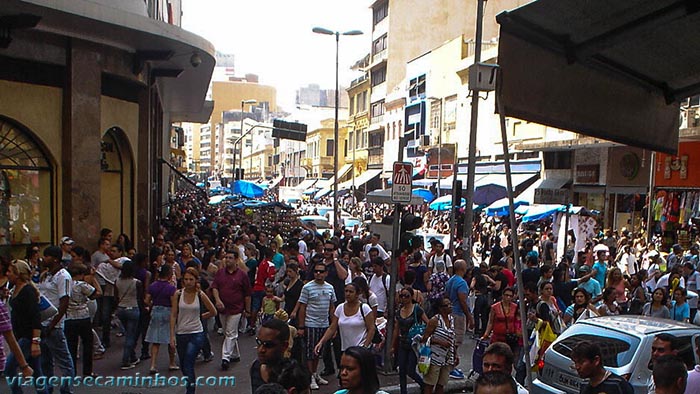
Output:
[391, 162, 413, 203]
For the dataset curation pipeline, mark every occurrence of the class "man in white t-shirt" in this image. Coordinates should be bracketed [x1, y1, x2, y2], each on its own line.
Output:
[363, 234, 390, 263]
[40, 245, 75, 394]
[368, 258, 391, 317]
[428, 241, 453, 275]
[683, 262, 700, 321]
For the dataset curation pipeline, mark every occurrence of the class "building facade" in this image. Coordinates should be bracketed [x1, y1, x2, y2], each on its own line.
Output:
[0, 0, 214, 254]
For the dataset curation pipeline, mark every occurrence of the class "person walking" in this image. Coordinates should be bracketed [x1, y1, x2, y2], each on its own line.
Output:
[212, 249, 251, 371]
[144, 264, 178, 373]
[314, 282, 375, 355]
[115, 261, 143, 369]
[420, 296, 456, 394]
[170, 267, 217, 394]
[298, 262, 337, 390]
[481, 287, 520, 354]
[65, 263, 99, 377]
[445, 259, 474, 379]
[6, 260, 45, 394]
[38, 245, 75, 394]
[391, 287, 428, 394]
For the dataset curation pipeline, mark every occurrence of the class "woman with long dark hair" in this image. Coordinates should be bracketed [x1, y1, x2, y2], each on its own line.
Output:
[562, 288, 598, 327]
[115, 261, 143, 369]
[391, 287, 428, 394]
[643, 288, 670, 319]
[481, 287, 520, 353]
[335, 346, 388, 394]
[170, 267, 217, 394]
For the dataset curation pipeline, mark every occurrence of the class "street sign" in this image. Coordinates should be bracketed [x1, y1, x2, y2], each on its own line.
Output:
[391, 161, 413, 203]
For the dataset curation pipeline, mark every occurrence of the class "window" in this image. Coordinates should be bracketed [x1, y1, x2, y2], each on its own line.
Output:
[372, 34, 387, 55]
[357, 91, 368, 113]
[373, 1, 388, 25]
[348, 131, 354, 151]
[362, 129, 369, 148]
[349, 95, 355, 115]
[369, 131, 384, 148]
[371, 66, 386, 86]
[409, 74, 426, 100]
[355, 129, 361, 149]
[326, 139, 335, 156]
[371, 100, 385, 120]
[0, 116, 53, 246]
[430, 99, 442, 132]
[553, 333, 638, 368]
[544, 151, 572, 169]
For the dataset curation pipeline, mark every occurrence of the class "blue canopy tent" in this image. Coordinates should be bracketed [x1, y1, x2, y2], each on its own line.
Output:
[412, 188, 435, 203]
[208, 195, 230, 205]
[485, 196, 530, 217]
[232, 180, 264, 199]
[521, 204, 566, 222]
[429, 195, 464, 211]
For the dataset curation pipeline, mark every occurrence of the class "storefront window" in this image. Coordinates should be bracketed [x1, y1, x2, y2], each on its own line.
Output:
[0, 117, 52, 246]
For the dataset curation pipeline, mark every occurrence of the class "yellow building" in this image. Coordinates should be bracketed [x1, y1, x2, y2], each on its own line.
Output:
[346, 55, 371, 178]
[302, 119, 349, 179]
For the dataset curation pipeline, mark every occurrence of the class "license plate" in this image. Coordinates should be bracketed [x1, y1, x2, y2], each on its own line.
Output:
[542, 365, 581, 392]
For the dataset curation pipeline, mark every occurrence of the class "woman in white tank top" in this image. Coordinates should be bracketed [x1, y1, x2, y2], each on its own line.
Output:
[170, 267, 217, 394]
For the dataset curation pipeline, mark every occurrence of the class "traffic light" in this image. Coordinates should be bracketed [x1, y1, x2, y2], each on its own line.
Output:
[399, 213, 423, 252]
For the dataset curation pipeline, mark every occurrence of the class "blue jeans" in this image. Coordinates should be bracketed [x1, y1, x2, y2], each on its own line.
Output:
[40, 327, 75, 394]
[5, 337, 48, 394]
[176, 332, 205, 394]
[116, 307, 141, 365]
[397, 345, 423, 394]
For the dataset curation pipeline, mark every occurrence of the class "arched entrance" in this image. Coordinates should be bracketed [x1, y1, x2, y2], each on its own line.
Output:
[0, 115, 53, 248]
[100, 127, 134, 241]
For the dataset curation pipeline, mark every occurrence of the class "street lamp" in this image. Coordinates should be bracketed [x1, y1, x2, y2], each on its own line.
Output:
[237, 99, 257, 180]
[312, 26, 363, 230]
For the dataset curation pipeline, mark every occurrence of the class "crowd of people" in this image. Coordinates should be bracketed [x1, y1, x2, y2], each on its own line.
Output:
[1, 186, 700, 394]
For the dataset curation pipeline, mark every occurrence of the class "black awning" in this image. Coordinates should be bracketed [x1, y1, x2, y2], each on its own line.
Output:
[496, 0, 700, 154]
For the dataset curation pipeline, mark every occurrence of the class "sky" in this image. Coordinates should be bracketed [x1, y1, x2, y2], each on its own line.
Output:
[182, 0, 373, 110]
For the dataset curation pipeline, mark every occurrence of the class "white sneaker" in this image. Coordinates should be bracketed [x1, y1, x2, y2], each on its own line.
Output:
[315, 373, 329, 385]
[310, 375, 319, 390]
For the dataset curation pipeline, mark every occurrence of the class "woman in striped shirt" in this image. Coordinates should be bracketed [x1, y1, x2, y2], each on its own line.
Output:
[420, 296, 456, 394]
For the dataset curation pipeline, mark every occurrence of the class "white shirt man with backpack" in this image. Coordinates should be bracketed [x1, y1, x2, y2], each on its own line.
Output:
[428, 241, 453, 276]
[368, 258, 391, 317]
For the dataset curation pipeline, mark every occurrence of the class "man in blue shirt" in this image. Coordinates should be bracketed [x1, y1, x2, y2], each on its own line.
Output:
[446, 259, 475, 379]
[591, 250, 608, 289]
[577, 265, 602, 304]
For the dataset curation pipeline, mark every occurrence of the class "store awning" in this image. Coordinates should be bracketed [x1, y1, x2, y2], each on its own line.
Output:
[534, 177, 572, 205]
[297, 179, 319, 190]
[496, 0, 700, 155]
[473, 173, 540, 206]
[314, 164, 353, 190]
[268, 175, 284, 189]
[338, 169, 382, 191]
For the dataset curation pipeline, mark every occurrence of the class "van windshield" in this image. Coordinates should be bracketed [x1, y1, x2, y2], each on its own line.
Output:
[553, 327, 640, 367]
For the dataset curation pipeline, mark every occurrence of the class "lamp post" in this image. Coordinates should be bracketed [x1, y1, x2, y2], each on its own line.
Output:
[312, 26, 363, 230]
[237, 99, 257, 180]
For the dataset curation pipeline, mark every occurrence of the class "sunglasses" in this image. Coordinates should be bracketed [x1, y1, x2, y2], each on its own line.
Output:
[314, 270, 326, 274]
[255, 338, 279, 349]
[323, 248, 335, 252]
[399, 293, 410, 298]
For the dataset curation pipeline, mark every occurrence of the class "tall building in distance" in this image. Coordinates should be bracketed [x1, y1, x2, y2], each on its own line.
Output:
[296, 84, 349, 108]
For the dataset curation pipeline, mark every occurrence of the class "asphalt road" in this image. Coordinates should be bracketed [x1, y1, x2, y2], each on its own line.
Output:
[1, 328, 477, 394]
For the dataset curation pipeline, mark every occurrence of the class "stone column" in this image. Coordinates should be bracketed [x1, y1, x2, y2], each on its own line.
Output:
[62, 39, 102, 246]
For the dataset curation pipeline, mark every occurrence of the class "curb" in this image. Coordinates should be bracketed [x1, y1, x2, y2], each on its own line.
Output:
[381, 378, 474, 394]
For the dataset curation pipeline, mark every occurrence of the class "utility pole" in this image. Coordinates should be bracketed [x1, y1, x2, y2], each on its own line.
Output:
[462, 0, 486, 260]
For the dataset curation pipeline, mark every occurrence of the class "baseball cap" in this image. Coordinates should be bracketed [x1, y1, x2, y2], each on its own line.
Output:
[60, 236, 75, 245]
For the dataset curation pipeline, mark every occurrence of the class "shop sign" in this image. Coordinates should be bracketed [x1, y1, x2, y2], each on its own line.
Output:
[534, 188, 569, 204]
[575, 164, 599, 184]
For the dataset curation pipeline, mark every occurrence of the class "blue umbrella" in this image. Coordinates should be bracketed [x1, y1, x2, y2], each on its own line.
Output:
[412, 188, 435, 203]
[232, 180, 264, 198]
[485, 197, 530, 217]
[429, 195, 466, 211]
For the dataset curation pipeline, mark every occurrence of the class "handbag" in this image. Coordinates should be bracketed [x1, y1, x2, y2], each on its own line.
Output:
[502, 303, 519, 349]
[39, 295, 58, 321]
[407, 304, 426, 339]
[359, 303, 382, 344]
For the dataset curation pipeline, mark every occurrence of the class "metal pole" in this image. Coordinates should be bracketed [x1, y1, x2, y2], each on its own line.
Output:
[463, 0, 486, 261]
[352, 128, 356, 201]
[449, 150, 459, 257]
[384, 135, 406, 374]
[240, 102, 245, 180]
[333, 32, 341, 231]
[496, 89, 533, 389]
[646, 151, 656, 243]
